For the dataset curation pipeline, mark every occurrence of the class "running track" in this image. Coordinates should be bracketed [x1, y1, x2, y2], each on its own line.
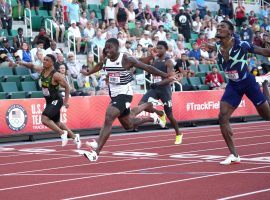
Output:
[0, 121, 270, 200]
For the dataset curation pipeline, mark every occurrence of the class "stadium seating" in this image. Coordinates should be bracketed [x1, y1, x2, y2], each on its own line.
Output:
[199, 64, 210, 73]
[0, 82, 26, 99]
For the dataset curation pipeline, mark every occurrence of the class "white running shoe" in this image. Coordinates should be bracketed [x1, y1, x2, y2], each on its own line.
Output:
[220, 154, 241, 165]
[148, 97, 164, 106]
[151, 113, 166, 128]
[73, 134, 82, 149]
[86, 139, 98, 150]
[84, 150, 98, 162]
[61, 130, 68, 147]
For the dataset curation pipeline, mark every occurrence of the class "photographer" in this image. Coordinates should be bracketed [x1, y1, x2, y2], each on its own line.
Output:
[0, 0, 12, 36]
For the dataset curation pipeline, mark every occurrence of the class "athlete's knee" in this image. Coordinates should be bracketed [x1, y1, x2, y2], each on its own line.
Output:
[218, 112, 230, 125]
[122, 123, 133, 130]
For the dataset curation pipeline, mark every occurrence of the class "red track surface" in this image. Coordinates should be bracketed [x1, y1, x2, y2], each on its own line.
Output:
[0, 121, 270, 200]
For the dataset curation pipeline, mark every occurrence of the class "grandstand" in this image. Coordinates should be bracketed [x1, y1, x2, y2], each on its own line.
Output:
[0, 0, 265, 99]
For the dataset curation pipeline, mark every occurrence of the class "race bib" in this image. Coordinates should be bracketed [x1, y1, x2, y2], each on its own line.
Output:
[109, 72, 121, 84]
[153, 76, 162, 83]
[42, 88, 50, 96]
[225, 70, 239, 81]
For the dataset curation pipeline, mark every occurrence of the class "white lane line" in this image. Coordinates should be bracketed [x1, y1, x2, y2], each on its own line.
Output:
[0, 161, 202, 191]
[1, 122, 268, 150]
[1, 158, 138, 176]
[63, 165, 270, 200]
[4, 171, 270, 176]
[218, 188, 270, 200]
[1, 133, 270, 168]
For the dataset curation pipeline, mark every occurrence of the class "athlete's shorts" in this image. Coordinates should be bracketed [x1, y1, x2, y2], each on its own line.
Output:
[42, 98, 63, 123]
[110, 94, 133, 117]
[141, 87, 173, 115]
[221, 74, 266, 108]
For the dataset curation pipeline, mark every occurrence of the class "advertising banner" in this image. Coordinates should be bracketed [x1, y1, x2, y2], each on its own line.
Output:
[0, 91, 257, 135]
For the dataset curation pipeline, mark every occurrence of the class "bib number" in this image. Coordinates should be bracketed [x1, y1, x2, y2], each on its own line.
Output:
[225, 70, 239, 81]
[42, 88, 50, 96]
[109, 73, 121, 84]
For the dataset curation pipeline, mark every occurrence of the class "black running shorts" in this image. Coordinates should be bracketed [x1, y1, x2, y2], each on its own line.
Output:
[141, 88, 173, 115]
[110, 94, 133, 117]
[42, 98, 63, 123]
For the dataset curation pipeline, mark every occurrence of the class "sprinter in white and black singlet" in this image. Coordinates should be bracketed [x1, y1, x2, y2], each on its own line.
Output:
[81, 38, 176, 162]
[132, 41, 183, 145]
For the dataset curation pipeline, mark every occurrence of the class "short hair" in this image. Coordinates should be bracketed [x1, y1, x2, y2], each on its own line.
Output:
[46, 54, 56, 64]
[221, 20, 234, 32]
[157, 41, 168, 50]
[36, 40, 44, 45]
[106, 38, 119, 48]
[17, 27, 23, 32]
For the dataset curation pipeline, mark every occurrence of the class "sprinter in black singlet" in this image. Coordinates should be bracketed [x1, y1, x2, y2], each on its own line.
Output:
[132, 41, 183, 145]
[17, 54, 81, 148]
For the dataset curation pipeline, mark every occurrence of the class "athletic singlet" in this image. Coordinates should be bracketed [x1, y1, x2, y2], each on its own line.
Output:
[152, 55, 171, 91]
[216, 37, 254, 82]
[104, 53, 133, 97]
[40, 70, 61, 103]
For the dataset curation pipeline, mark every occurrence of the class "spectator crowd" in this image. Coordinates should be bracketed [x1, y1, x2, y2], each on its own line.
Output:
[0, 0, 270, 95]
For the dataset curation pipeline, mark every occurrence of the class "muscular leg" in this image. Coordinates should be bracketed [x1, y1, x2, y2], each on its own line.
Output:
[262, 80, 270, 105]
[41, 115, 64, 135]
[166, 113, 181, 136]
[95, 105, 120, 155]
[131, 101, 164, 117]
[219, 101, 238, 157]
[118, 113, 154, 131]
[256, 101, 270, 120]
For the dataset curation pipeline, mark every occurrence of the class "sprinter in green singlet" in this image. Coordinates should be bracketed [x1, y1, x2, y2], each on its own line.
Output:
[17, 54, 81, 148]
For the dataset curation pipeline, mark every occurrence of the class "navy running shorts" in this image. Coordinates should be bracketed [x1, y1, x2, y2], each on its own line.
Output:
[221, 74, 266, 108]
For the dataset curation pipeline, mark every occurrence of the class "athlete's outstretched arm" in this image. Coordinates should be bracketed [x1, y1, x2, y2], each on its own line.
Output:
[254, 46, 270, 57]
[16, 61, 43, 73]
[80, 61, 104, 76]
[53, 72, 70, 108]
[125, 55, 168, 78]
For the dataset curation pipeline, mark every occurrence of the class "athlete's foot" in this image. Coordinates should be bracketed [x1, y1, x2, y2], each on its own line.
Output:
[220, 154, 241, 165]
[73, 134, 82, 149]
[61, 130, 68, 147]
[151, 113, 166, 128]
[148, 97, 163, 106]
[175, 134, 183, 144]
[86, 139, 98, 151]
[84, 150, 98, 162]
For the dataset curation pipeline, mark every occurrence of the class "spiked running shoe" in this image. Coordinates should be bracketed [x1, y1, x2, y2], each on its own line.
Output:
[220, 154, 241, 165]
[175, 134, 183, 144]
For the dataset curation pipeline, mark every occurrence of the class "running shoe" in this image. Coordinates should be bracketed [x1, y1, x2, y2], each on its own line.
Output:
[84, 150, 98, 162]
[151, 113, 166, 128]
[148, 97, 164, 106]
[86, 139, 98, 150]
[175, 134, 183, 145]
[220, 154, 241, 165]
[61, 130, 68, 147]
[73, 134, 82, 149]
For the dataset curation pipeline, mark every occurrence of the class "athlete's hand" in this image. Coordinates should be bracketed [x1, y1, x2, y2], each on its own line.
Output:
[64, 100, 69, 108]
[166, 71, 178, 82]
[150, 48, 158, 57]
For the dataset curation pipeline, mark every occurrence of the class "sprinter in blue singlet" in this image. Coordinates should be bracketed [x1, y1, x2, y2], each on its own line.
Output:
[203, 20, 270, 165]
